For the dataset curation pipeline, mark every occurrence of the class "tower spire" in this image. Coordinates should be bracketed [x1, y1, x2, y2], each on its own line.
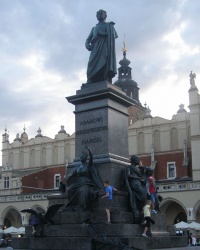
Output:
[122, 34, 127, 59]
[114, 40, 140, 102]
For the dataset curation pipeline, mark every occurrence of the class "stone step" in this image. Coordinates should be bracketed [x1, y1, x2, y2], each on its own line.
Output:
[53, 210, 135, 224]
[122, 236, 188, 250]
[12, 235, 187, 250]
[25, 223, 144, 238]
[151, 231, 170, 236]
[13, 237, 92, 250]
[53, 210, 167, 228]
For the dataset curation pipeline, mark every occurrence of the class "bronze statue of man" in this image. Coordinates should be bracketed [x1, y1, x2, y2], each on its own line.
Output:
[85, 10, 118, 83]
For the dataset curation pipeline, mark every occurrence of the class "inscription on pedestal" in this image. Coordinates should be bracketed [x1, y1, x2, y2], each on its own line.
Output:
[80, 117, 103, 125]
[76, 116, 108, 146]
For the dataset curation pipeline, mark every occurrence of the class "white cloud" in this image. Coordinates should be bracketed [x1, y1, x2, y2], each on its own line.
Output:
[163, 22, 200, 61]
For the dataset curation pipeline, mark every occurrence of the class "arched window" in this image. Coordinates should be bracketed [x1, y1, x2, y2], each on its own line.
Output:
[138, 132, 144, 154]
[41, 147, 46, 166]
[154, 130, 160, 152]
[53, 146, 58, 165]
[30, 149, 35, 167]
[65, 144, 69, 160]
[8, 152, 13, 167]
[187, 125, 191, 148]
[20, 151, 24, 168]
[171, 128, 178, 150]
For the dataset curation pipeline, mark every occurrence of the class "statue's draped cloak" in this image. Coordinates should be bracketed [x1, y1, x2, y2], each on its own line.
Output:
[124, 165, 147, 212]
[66, 164, 103, 210]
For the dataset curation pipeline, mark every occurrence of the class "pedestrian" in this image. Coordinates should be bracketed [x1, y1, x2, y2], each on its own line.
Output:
[188, 232, 192, 246]
[142, 199, 155, 237]
[29, 212, 39, 235]
[146, 176, 157, 213]
[101, 180, 117, 224]
[192, 234, 197, 246]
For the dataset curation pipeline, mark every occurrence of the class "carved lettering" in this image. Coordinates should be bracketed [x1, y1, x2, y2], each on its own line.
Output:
[80, 117, 103, 126]
[76, 126, 108, 135]
[82, 137, 102, 145]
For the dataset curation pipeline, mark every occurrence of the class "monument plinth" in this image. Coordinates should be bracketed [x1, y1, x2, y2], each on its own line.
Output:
[66, 81, 141, 189]
[67, 81, 139, 159]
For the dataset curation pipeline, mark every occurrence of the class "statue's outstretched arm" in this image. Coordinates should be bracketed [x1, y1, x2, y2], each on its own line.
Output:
[67, 168, 77, 180]
[85, 146, 93, 167]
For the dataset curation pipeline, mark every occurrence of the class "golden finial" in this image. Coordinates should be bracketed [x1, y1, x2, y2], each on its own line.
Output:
[122, 34, 127, 53]
[122, 34, 127, 58]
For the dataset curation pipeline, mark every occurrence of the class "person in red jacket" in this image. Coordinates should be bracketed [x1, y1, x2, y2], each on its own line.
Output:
[146, 176, 157, 213]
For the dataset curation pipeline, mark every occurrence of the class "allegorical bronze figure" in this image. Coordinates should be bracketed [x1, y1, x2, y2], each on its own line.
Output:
[124, 155, 147, 223]
[66, 146, 103, 211]
[85, 10, 118, 83]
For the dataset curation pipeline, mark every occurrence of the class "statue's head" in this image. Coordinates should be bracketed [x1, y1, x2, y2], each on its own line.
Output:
[80, 151, 88, 163]
[130, 155, 140, 165]
[96, 9, 107, 21]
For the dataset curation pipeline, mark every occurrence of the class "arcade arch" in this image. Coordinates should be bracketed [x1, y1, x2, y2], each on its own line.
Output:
[160, 198, 187, 225]
[1, 204, 46, 229]
[32, 205, 45, 214]
[1, 206, 22, 228]
[193, 200, 200, 223]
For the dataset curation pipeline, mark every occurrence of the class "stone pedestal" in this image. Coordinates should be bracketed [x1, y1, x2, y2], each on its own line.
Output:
[66, 81, 141, 190]
[67, 81, 138, 159]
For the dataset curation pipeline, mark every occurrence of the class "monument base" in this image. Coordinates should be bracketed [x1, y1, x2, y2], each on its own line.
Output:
[13, 194, 187, 250]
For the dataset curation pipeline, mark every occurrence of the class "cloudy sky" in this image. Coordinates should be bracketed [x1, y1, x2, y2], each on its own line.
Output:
[1, 0, 200, 162]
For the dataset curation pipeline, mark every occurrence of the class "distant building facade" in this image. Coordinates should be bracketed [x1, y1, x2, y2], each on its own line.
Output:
[0, 126, 75, 229]
[128, 71, 200, 225]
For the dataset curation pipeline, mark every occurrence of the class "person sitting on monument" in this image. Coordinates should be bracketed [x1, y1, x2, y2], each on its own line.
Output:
[101, 180, 117, 224]
[140, 163, 162, 213]
[146, 176, 157, 214]
[85, 9, 118, 83]
[66, 146, 103, 211]
[141, 199, 155, 237]
[29, 212, 40, 235]
[124, 155, 147, 223]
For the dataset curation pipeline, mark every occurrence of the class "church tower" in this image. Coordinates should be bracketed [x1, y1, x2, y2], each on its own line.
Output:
[114, 42, 146, 124]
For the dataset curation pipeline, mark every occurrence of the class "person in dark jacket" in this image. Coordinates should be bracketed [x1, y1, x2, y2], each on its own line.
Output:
[29, 212, 39, 235]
